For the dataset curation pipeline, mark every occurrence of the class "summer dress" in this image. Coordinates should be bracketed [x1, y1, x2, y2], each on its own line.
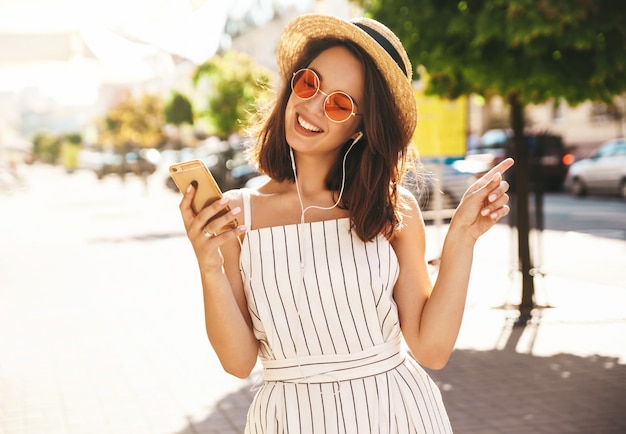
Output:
[239, 189, 452, 433]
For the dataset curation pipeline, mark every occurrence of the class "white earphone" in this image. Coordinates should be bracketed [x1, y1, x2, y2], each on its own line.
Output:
[290, 131, 364, 224]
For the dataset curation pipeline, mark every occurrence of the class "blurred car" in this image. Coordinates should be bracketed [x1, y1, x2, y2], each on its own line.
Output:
[564, 137, 626, 198]
[78, 149, 157, 179]
[466, 129, 574, 191]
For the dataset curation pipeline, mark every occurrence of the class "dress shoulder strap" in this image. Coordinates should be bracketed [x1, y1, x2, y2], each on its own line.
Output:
[240, 188, 252, 229]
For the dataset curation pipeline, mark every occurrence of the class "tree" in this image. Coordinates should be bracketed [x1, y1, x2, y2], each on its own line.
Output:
[164, 91, 194, 126]
[99, 92, 166, 152]
[193, 50, 273, 139]
[163, 90, 194, 150]
[355, 0, 626, 322]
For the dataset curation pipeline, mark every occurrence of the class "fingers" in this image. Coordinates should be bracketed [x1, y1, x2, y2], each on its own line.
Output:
[179, 184, 245, 239]
[178, 182, 197, 223]
[466, 158, 514, 197]
[480, 191, 510, 219]
[484, 157, 514, 180]
[479, 173, 511, 220]
[199, 202, 243, 237]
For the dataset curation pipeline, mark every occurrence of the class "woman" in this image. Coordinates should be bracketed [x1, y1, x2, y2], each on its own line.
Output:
[178, 13, 513, 433]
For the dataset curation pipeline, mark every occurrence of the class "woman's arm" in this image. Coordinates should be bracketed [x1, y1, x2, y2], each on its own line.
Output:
[393, 158, 513, 369]
[179, 186, 259, 378]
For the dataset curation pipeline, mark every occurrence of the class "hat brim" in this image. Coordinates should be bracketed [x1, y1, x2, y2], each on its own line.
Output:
[276, 14, 417, 144]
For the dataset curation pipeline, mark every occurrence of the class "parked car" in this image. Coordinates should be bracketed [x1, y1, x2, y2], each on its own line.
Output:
[466, 129, 574, 191]
[564, 137, 626, 198]
[78, 148, 157, 179]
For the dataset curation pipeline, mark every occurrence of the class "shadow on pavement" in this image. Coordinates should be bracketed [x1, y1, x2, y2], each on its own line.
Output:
[427, 348, 626, 433]
[174, 317, 626, 434]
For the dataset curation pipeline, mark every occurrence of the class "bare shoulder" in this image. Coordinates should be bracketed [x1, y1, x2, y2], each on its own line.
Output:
[392, 184, 426, 242]
[222, 188, 245, 210]
[222, 177, 275, 214]
[398, 184, 422, 218]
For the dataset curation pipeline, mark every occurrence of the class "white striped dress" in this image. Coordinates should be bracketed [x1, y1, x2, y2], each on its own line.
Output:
[239, 190, 452, 433]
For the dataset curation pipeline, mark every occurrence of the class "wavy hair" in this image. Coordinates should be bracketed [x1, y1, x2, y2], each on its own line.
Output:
[248, 37, 415, 242]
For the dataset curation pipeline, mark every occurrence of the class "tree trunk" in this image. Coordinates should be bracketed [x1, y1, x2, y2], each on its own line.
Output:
[508, 92, 535, 324]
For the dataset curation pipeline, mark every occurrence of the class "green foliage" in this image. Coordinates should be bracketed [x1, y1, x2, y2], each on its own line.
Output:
[193, 50, 273, 139]
[64, 132, 82, 145]
[99, 92, 166, 150]
[32, 132, 61, 163]
[31, 131, 82, 163]
[164, 91, 194, 126]
[355, 0, 626, 105]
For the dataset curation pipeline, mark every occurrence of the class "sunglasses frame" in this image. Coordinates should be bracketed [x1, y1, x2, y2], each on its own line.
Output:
[291, 68, 361, 123]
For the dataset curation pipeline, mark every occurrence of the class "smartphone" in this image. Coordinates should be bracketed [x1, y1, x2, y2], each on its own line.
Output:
[169, 159, 238, 233]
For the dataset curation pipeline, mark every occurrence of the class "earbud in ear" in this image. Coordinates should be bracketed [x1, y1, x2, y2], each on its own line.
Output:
[352, 131, 363, 144]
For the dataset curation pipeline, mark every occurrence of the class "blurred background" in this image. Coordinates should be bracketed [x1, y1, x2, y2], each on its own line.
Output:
[1, 1, 625, 433]
[1, 0, 624, 205]
[1, 0, 625, 211]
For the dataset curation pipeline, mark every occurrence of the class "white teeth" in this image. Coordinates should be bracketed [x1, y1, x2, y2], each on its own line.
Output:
[297, 115, 322, 132]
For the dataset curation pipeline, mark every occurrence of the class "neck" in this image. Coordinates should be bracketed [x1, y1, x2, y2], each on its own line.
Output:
[289, 151, 334, 196]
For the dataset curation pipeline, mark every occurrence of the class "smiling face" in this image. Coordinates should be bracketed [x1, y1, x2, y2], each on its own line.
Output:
[285, 45, 364, 159]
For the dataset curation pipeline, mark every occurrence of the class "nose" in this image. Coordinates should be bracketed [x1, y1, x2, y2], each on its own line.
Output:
[305, 90, 327, 118]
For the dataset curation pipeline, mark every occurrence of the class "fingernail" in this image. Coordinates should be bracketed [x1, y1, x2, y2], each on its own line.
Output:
[490, 212, 498, 219]
[488, 193, 497, 202]
[186, 184, 193, 193]
[237, 225, 248, 233]
[218, 197, 229, 205]
[481, 208, 490, 216]
[231, 206, 241, 215]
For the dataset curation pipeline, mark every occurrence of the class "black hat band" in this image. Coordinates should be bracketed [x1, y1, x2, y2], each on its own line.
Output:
[353, 22, 409, 78]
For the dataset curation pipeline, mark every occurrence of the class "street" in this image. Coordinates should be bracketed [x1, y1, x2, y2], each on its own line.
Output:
[1, 164, 625, 434]
[541, 192, 626, 240]
[1, 165, 254, 434]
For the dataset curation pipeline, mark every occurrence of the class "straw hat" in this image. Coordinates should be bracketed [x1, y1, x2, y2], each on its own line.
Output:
[276, 13, 417, 144]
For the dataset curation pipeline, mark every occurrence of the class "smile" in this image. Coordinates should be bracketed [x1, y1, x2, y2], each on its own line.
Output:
[297, 114, 322, 133]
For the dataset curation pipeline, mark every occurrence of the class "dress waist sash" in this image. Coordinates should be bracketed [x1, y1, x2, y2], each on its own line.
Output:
[261, 334, 406, 383]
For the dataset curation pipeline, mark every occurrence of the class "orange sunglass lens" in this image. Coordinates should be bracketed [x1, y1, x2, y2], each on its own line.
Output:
[293, 70, 319, 99]
[325, 93, 353, 121]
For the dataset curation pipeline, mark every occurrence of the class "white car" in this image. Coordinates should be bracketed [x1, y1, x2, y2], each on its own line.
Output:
[565, 138, 626, 198]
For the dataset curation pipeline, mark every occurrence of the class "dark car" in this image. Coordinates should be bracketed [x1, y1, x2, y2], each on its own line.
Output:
[467, 129, 574, 191]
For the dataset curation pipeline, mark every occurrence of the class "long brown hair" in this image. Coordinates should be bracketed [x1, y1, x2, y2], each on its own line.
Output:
[248, 37, 413, 242]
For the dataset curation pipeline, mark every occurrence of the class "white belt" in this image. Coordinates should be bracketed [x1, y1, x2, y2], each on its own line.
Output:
[261, 334, 405, 383]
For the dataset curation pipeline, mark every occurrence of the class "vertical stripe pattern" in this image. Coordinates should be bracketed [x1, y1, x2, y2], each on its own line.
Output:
[240, 218, 452, 433]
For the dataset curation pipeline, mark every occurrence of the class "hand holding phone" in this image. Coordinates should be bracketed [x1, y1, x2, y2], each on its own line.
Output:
[169, 159, 238, 234]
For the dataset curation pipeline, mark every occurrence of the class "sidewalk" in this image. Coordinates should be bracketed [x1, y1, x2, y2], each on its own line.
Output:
[425, 224, 626, 433]
[1, 165, 625, 434]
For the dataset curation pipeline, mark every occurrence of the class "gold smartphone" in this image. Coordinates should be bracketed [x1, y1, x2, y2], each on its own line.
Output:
[169, 159, 238, 234]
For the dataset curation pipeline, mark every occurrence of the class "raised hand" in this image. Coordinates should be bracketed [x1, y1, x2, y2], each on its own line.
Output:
[451, 158, 514, 240]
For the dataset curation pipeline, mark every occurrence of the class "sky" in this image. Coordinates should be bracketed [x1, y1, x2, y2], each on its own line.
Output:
[0, 0, 313, 104]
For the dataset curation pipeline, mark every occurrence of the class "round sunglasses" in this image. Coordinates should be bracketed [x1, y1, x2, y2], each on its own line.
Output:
[290, 68, 361, 123]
